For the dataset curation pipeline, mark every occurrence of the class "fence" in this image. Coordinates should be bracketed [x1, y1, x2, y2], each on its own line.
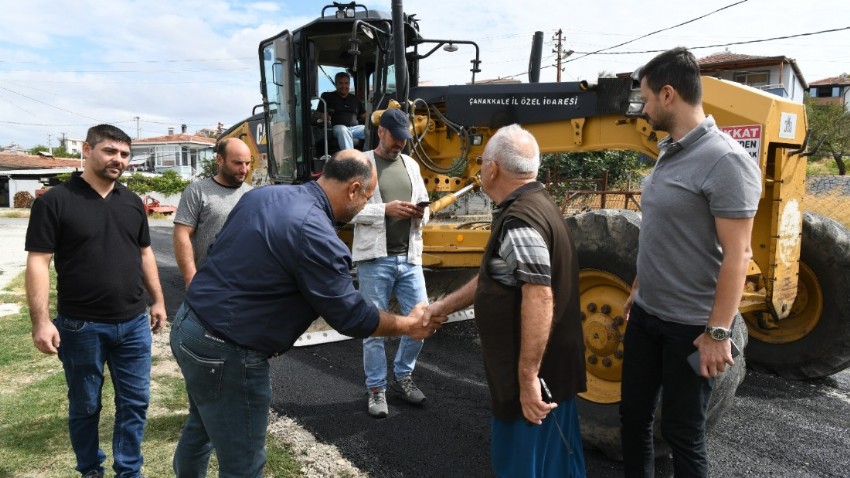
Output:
[803, 176, 850, 229]
[544, 174, 850, 230]
[544, 171, 642, 216]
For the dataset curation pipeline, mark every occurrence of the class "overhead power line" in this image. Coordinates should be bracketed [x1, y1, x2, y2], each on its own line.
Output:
[0, 86, 102, 122]
[500, 25, 848, 80]
[0, 120, 123, 127]
[0, 57, 254, 65]
[571, 26, 850, 56]
[565, 0, 749, 64]
[500, 0, 748, 80]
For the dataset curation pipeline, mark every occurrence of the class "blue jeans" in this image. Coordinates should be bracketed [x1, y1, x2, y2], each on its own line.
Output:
[333, 124, 365, 150]
[170, 303, 272, 478]
[620, 303, 715, 478]
[55, 311, 152, 478]
[358, 255, 428, 390]
[491, 398, 586, 477]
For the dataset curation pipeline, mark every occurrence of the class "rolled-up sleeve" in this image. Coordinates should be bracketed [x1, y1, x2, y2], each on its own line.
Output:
[349, 202, 385, 225]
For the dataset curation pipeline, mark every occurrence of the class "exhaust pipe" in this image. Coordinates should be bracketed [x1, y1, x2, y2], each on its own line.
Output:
[528, 31, 543, 83]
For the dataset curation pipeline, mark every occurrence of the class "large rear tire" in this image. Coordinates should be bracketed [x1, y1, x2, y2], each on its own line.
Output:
[745, 212, 850, 379]
[567, 210, 745, 460]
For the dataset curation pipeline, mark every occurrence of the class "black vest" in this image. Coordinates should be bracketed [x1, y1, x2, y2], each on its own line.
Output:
[474, 183, 586, 419]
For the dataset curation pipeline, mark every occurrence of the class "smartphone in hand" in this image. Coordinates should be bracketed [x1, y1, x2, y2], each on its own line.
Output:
[416, 201, 431, 208]
[539, 377, 553, 403]
[687, 340, 740, 376]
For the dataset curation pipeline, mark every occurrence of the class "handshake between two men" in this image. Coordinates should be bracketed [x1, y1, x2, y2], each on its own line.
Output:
[383, 302, 449, 340]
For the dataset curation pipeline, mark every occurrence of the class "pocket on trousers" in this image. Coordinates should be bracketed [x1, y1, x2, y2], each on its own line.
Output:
[57, 316, 87, 333]
[178, 342, 225, 402]
[244, 352, 269, 368]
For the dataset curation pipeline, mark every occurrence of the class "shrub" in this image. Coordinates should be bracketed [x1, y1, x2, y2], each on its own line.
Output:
[14, 191, 34, 208]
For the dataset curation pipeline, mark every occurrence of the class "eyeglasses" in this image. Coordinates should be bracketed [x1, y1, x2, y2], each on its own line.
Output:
[475, 155, 493, 165]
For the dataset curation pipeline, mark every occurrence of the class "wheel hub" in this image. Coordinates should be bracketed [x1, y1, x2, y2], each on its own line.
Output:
[577, 269, 629, 404]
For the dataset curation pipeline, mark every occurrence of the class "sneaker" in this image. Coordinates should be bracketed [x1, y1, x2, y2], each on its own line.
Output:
[391, 375, 426, 405]
[368, 387, 388, 418]
[82, 471, 104, 478]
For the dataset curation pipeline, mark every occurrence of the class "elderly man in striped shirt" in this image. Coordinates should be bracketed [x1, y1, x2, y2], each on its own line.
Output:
[425, 124, 587, 478]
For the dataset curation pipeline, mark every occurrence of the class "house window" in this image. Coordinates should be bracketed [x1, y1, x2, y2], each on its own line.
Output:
[811, 86, 838, 98]
[733, 71, 770, 87]
[156, 145, 180, 167]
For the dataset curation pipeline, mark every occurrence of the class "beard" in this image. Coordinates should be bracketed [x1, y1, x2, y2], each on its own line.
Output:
[95, 163, 124, 181]
[647, 110, 672, 133]
[219, 168, 246, 187]
[378, 142, 402, 160]
[338, 201, 362, 224]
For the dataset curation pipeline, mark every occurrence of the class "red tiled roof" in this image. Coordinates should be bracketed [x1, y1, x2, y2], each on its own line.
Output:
[696, 51, 807, 89]
[134, 134, 215, 145]
[810, 75, 850, 86]
[697, 52, 781, 66]
[0, 152, 81, 170]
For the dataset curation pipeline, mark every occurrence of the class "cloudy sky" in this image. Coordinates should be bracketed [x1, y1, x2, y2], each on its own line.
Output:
[1, 0, 848, 149]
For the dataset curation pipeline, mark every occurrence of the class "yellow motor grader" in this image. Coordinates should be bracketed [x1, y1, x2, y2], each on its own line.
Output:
[220, 0, 850, 459]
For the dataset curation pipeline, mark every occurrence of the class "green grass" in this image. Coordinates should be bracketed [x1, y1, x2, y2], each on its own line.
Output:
[806, 157, 841, 176]
[0, 270, 302, 477]
[0, 209, 29, 218]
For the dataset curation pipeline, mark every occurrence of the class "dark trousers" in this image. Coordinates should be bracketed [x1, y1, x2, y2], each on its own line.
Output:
[620, 303, 714, 478]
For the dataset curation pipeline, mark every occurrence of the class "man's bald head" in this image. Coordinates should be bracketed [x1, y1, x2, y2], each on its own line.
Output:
[322, 149, 375, 190]
[216, 137, 250, 160]
[215, 138, 252, 186]
[318, 149, 377, 223]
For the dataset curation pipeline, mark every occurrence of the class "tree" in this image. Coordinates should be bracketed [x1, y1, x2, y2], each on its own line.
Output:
[123, 173, 154, 195]
[197, 158, 218, 179]
[805, 95, 850, 175]
[148, 170, 191, 196]
[538, 150, 641, 185]
[537, 150, 643, 204]
[28, 145, 79, 158]
[63, 171, 190, 196]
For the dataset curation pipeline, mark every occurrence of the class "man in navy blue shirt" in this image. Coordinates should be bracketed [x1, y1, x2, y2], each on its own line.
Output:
[169, 148, 444, 477]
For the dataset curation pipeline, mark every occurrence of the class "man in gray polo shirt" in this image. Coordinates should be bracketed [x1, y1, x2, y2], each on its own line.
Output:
[620, 47, 761, 477]
[173, 138, 252, 288]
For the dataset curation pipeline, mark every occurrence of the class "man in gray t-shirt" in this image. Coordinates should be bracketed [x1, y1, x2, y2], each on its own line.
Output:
[173, 138, 252, 287]
[620, 47, 761, 478]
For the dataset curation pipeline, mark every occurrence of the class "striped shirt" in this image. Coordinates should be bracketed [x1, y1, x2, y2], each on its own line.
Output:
[487, 217, 552, 287]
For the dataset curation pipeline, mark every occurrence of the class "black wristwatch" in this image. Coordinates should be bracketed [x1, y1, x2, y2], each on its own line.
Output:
[705, 325, 732, 341]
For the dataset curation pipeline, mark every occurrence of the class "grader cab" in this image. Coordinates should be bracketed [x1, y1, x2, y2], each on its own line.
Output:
[222, 0, 850, 459]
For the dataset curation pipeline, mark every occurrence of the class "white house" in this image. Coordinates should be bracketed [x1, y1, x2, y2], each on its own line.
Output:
[131, 126, 216, 179]
[697, 51, 808, 103]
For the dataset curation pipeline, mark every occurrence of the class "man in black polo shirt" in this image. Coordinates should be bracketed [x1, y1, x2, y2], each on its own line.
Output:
[25, 124, 166, 478]
[319, 71, 366, 150]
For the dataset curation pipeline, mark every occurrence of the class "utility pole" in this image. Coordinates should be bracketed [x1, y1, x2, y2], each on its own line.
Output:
[551, 29, 574, 83]
[134, 116, 141, 139]
[553, 29, 564, 83]
[47, 134, 53, 154]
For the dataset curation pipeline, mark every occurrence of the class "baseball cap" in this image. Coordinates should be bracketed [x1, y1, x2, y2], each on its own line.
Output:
[379, 108, 412, 140]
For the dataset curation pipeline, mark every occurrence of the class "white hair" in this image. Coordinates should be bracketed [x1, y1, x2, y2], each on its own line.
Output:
[487, 124, 540, 178]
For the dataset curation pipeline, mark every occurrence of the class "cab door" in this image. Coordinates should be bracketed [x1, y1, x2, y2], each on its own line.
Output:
[259, 30, 301, 183]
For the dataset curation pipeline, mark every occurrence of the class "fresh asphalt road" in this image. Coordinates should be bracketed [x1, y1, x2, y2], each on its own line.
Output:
[143, 221, 850, 478]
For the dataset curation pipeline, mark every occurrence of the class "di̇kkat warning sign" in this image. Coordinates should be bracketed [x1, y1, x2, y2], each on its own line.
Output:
[720, 124, 762, 160]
